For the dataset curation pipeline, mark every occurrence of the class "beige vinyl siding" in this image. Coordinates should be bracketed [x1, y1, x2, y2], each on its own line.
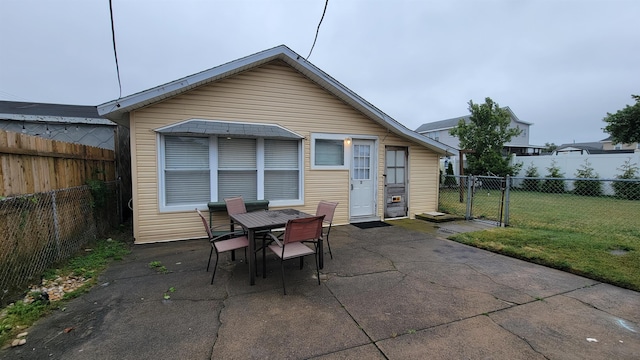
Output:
[129, 60, 439, 243]
[407, 146, 439, 217]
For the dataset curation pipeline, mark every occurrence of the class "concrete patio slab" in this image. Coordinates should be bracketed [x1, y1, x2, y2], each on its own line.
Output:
[327, 271, 511, 342]
[490, 295, 640, 359]
[2, 221, 638, 360]
[377, 315, 545, 359]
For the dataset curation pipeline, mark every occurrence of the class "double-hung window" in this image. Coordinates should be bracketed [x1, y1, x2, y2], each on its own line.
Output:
[218, 138, 257, 200]
[163, 136, 211, 205]
[160, 134, 301, 211]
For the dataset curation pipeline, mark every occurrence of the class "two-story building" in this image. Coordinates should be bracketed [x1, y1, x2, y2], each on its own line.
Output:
[415, 107, 543, 175]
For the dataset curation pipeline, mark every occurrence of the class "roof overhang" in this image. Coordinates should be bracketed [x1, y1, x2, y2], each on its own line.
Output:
[155, 119, 304, 140]
[98, 45, 453, 156]
[0, 113, 114, 125]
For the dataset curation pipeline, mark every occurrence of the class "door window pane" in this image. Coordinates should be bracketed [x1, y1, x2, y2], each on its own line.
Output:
[353, 144, 371, 180]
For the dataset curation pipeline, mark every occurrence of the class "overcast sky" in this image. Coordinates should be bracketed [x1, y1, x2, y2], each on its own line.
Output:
[1, 0, 638, 146]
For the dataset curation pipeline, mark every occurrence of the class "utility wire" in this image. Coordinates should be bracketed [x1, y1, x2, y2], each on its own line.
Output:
[307, 0, 329, 59]
[109, 0, 122, 99]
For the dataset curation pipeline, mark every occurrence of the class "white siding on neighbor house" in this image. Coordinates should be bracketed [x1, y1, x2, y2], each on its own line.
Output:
[423, 128, 459, 150]
[506, 119, 530, 147]
[129, 61, 440, 243]
[423, 118, 531, 150]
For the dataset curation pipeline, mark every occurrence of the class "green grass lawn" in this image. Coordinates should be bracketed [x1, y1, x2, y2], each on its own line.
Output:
[437, 189, 640, 291]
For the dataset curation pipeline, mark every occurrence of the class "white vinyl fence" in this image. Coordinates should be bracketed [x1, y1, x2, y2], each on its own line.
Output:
[514, 152, 640, 180]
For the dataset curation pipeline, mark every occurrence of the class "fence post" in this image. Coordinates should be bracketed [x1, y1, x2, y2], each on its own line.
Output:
[465, 175, 473, 219]
[51, 190, 62, 261]
[503, 175, 510, 227]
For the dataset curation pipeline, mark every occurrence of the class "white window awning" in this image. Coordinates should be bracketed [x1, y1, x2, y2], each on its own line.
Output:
[155, 119, 303, 140]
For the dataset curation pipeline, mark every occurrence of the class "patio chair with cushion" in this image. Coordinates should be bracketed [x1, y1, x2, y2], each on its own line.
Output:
[266, 215, 325, 295]
[315, 200, 338, 259]
[197, 209, 249, 284]
[224, 196, 271, 277]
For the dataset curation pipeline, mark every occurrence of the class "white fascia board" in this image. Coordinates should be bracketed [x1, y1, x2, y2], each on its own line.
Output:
[97, 47, 286, 120]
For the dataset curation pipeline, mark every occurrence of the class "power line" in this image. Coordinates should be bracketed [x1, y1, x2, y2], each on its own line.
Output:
[307, 0, 329, 60]
[0, 89, 29, 102]
[109, 0, 122, 99]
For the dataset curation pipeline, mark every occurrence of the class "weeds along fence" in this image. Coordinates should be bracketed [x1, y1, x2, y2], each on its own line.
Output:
[0, 130, 120, 305]
[0, 182, 121, 306]
[439, 175, 640, 231]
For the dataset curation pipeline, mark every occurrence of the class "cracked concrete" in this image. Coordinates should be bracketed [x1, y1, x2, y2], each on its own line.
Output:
[2, 221, 638, 359]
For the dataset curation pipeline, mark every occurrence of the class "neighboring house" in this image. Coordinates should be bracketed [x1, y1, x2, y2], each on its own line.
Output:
[554, 138, 637, 155]
[0, 100, 133, 220]
[0, 100, 116, 150]
[98, 45, 452, 244]
[600, 136, 640, 151]
[416, 107, 543, 176]
[554, 142, 605, 155]
[415, 107, 543, 156]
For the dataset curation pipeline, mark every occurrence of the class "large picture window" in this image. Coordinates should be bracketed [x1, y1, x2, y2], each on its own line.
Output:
[160, 135, 301, 211]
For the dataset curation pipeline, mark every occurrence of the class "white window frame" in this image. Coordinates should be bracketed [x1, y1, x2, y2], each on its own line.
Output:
[158, 134, 303, 212]
[310, 133, 352, 170]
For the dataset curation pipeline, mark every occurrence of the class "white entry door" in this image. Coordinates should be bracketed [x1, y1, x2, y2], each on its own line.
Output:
[350, 139, 376, 218]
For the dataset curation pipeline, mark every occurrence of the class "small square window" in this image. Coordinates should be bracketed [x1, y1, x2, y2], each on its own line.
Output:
[314, 139, 344, 166]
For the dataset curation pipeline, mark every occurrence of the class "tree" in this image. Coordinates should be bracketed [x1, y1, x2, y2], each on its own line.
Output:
[450, 97, 522, 176]
[573, 159, 602, 197]
[522, 163, 541, 192]
[543, 142, 557, 154]
[444, 161, 457, 188]
[603, 94, 640, 144]
[541, 160, 565, 193]
[612, 159, 640, 200]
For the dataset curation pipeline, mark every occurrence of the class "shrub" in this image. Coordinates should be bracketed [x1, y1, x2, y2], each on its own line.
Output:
[443, 162, 458, 188]
[573, 159, 603, 197]
[612, 159, 640, 200]
[541, 160, 565, 193]
[522, 163, 541, 192]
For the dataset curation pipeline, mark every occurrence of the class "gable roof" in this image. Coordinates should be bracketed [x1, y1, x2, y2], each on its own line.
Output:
[415, 107, 531, 133]
[557, 142, 603, 151]
[97, 45, 452, 155]
[0, 100, 114, 125]
[553, 142, 635, 154]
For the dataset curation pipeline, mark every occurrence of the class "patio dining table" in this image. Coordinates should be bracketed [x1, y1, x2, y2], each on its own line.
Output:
[230, 208, 321, 285]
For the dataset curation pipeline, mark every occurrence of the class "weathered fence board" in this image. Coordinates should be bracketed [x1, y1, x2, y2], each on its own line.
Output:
[0, 130, 115, 197]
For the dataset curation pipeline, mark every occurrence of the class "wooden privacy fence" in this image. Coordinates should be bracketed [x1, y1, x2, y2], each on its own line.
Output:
[0, 130, 115, 197]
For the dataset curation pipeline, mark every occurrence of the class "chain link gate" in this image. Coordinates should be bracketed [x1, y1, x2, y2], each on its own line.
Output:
[468, 175, 509, 225]
[439, 175, 508, 225]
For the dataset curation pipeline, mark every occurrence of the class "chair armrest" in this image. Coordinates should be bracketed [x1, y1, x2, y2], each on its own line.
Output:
[211, 231, 246, 242]
[265, 232, 283, 247]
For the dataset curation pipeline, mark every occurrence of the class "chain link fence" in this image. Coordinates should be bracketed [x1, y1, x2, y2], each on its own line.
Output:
[0, 181, 120, 306]
[439, 175, 640, 238]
